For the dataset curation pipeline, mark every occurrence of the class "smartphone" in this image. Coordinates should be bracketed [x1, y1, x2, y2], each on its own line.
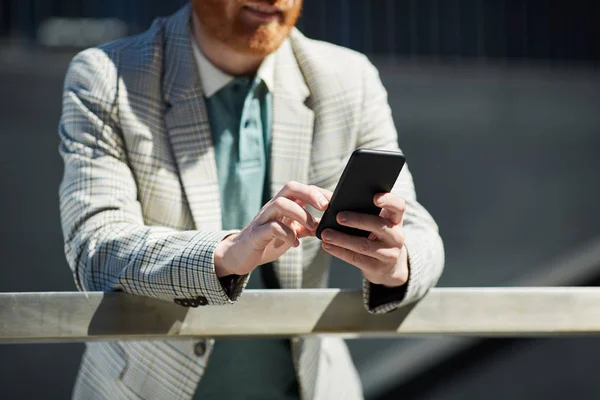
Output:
[316, 148, 406, 240]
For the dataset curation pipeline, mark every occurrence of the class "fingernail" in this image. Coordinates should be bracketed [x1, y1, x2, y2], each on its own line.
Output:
[322, 243, 332, 250]
[319, 196, 328, 208]
[321, 231, 331, 241]
[338, 212, 348, 222]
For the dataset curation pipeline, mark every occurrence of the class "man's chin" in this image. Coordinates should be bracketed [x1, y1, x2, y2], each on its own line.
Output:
[234, 31, 289, 56]
[247, 39, 285, 56]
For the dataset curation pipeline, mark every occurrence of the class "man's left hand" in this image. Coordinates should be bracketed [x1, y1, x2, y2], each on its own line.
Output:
[320, 193, 408, 288]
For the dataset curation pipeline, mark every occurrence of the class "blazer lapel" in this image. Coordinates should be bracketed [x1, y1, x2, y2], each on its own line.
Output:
[270, 35, 315, 289]
[162, 9, 314, 284]
[163, 5, 222, 231]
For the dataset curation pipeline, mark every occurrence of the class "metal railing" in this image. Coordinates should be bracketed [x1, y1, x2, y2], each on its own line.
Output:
[2, 287, 600, 344]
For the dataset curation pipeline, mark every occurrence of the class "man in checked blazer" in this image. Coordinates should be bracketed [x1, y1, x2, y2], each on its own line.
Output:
[58, 1, 444, 399]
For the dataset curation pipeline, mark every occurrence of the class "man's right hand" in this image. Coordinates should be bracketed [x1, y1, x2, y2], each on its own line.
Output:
[213, 181, 332, 277]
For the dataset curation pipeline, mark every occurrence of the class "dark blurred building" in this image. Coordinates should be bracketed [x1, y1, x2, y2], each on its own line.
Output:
[1, 0, 598, 63]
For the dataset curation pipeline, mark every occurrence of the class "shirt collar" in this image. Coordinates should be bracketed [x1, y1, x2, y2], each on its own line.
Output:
[190, 34, 275, 98]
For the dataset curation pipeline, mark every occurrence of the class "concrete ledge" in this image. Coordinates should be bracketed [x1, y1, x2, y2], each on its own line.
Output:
[2, 287, 600, 343]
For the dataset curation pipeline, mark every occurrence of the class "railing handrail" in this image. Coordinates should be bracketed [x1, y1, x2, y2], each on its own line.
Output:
[2, 287, 600, 344]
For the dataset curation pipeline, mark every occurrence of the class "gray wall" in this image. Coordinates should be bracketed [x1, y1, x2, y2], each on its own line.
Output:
[1, 47, 599, 399]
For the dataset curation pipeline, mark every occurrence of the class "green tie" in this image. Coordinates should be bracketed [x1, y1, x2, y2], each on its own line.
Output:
[208, 76, 270, 231]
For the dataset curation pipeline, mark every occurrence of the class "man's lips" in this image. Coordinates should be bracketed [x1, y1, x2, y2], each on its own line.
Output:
[244, 2, 282, 13]
[242, 2, 284, 22]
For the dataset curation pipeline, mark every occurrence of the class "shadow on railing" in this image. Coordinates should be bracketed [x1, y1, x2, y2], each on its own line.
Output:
[2, 286, 600, 344]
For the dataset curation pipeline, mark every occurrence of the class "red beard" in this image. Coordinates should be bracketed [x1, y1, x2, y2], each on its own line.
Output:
[192, 0, 303, 56]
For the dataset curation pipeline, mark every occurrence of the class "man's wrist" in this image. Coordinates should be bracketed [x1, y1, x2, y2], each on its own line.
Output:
[379, 247, 409, 288]
[214, 233, 238, 278]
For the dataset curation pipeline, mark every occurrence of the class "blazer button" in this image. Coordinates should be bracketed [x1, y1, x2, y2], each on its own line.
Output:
[174, 298, 183, 306]
[194, 341, 207, 357]
[197, 296, 208, 306]
[188, 298, 200, 308]
[180, 299, 191, 307]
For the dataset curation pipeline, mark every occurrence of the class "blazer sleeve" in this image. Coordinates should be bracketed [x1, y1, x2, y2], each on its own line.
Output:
[58, 49, 248, 305]
[355, 56, 445, 314]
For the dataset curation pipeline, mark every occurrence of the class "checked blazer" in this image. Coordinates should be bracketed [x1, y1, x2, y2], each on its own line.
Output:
[58, 4, 444, 400]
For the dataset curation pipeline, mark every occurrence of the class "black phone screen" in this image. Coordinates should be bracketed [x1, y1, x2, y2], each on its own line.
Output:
[315, 148, 406, 240]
